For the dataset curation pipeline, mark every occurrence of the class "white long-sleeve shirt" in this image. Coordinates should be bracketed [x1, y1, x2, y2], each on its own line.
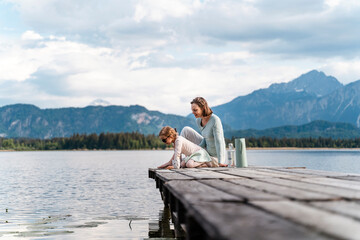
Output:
[171, 136, 203, 168]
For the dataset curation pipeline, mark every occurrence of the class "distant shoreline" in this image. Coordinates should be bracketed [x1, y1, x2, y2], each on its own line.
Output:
[1, 147, 360, 152]
[247, 147, 360, 150]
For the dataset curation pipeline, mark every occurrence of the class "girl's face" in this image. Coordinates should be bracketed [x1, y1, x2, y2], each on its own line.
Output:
[161, 135, 174, 145]
[191, 103, 203, 118]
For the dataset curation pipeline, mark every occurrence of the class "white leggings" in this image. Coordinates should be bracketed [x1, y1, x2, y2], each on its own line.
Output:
[180, 126, 203, 145]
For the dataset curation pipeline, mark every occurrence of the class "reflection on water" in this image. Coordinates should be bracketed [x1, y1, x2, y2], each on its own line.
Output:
[0, 202, 179, 239]
[0, 150, 176, 239]
[0, 207, 170, 239]
[0, 205, 180, 239]
[0, 214, 75, 238]
[147, 206, 182, 239]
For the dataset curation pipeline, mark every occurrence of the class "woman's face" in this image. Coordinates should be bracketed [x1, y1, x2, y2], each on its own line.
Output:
[191, 103, 203, 118]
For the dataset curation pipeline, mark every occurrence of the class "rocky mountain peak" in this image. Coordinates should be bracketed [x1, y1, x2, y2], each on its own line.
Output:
[89, 99, 111, 106]
[213, 70, 359, 130]
[268, 70, 343, 97]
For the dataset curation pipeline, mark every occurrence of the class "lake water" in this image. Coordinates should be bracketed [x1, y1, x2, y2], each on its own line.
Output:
[0, 149, 360, 239]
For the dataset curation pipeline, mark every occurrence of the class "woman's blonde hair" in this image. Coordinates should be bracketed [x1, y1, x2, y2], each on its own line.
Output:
[159, 126, 178, 139]
[191, 97, 213, 117]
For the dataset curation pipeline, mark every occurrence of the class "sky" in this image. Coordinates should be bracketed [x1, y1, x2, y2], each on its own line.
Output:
[1, 0, 360, 115]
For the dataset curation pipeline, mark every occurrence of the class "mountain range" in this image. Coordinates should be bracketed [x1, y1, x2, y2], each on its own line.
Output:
[212, 70, 360, 130]
[0, 104, 196, 138]
[0, 70, 360, 139]
[225, 120, 360, 139]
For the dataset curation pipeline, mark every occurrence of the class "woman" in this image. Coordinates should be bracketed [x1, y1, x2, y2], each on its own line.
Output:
[181, 97, 226, 167]
[157, 126, 212, 169]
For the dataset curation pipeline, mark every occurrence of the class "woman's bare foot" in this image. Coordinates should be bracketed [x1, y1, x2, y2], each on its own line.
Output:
[219, 163, 228, 167]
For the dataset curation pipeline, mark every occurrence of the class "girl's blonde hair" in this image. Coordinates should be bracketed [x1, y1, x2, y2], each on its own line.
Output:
[159, 126, 178, 139]
[191, 97, 213, 117]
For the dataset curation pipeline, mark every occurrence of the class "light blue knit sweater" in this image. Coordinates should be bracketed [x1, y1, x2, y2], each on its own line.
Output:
[196, 114, 226, 163]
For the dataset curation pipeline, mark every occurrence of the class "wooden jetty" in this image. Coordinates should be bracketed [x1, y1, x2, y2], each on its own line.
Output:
[149, 166, 360, 240]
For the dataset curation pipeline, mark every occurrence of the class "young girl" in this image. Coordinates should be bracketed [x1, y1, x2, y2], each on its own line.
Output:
[157, 126, 213, 169]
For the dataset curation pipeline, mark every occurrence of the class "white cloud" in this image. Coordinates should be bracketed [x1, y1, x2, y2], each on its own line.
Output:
[7, 0, 360, 58]
[1, 30, 302, 114]
[198, 51, 254, 66]
[1, 1, 360, 115]
[325, 0, 341, 8]
[134, 0, 199, 22]
[21, 30, 43, 40]
[320, 58, 360, 83]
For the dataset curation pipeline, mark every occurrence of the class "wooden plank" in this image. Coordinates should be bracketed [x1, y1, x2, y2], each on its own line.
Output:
[237, 166, 306, 170]
[252, 168, 327, 178]
[173, 168, 203, 172]
[186, 202, 330, 240]
[333, 175, 360, 182]
[300, 177, 360, 191]
[202, 166, 298, 171]
[223, 168, 313, 179]
[256, 177, 360, 199]
[156, 172, 194, 181]
[252, 200, 360, 240]
[225, 178, 340, 201]
[199, 179, 284, 201]
[214, 169, 275, 179]
[283, 167, 307, 169]
[264, 168, 352, 177]
[309, 201, 360, 220]
[179, 170, 242, 179]
[164, 180, 241, 204]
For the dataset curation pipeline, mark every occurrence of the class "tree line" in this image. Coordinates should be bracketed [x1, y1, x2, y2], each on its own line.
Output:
[1, 133, 360, 151]
[0, 132, 166, 151]
[230, 136, 360, 148]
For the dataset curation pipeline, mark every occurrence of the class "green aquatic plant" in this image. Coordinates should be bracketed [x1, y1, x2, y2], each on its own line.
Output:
[1, 214, 75, 238]
[65, 221, 107, 228]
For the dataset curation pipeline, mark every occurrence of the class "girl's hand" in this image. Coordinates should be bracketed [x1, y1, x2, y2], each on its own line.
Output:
[157, 164, 168, 169]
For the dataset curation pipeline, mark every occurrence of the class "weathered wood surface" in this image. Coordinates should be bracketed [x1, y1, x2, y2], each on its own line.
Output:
[199, 179, 283, 201]
[186, 202, 330, 240]
[149, 167, 360, 240]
